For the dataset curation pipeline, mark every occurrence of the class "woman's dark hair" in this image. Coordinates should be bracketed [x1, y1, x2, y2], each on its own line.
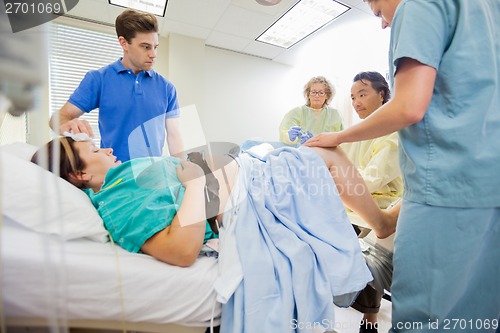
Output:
[31, 137, 87, 188]
[115, 9, 159, 43]
[353, 71, 391, 104]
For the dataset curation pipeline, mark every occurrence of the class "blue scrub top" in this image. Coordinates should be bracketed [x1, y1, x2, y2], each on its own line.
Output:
[389, 0, 500, 207]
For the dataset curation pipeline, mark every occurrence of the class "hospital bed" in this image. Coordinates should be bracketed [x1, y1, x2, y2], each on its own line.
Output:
[1, 140, 393, 332]
[0, 142, 221, 333]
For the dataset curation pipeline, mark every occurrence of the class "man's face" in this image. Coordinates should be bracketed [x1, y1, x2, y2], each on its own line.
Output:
[120, 31, 159, 73]
[367, 0, 400, 29]
[351, 80, 384, 119]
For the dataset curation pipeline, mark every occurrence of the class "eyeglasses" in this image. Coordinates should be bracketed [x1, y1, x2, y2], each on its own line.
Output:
[309, 91, 326, 97]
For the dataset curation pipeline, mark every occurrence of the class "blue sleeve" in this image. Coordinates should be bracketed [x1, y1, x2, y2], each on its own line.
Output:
[68, 70, 102, 113]
[165, 81, 180, 118]
[391, 0, 450, 71]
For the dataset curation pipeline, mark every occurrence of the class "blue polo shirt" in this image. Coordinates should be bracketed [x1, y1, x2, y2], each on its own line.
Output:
[69, 59, 180, 162]
[389, 0, 500, 207]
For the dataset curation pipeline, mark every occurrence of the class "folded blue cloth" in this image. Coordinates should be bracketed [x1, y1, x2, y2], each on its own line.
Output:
[221, 146, 372, 333]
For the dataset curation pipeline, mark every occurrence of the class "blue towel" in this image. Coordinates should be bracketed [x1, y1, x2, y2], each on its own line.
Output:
[221, 146, 372, 333]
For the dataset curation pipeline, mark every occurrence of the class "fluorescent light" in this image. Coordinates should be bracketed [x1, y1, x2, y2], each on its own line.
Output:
[109, 0, 168, 17]
[256, 0, 350, 48]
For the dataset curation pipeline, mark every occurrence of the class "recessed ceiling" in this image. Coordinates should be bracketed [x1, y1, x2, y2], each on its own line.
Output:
[65, 0, 374, 63]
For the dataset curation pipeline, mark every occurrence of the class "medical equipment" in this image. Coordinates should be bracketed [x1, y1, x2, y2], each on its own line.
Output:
[0, 4, 40, 125]
[299, 130, 313, 144]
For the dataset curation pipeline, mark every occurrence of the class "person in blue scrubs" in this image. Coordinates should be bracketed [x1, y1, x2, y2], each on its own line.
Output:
[49, 9, 184, 162]
[305, 0, 500, 331]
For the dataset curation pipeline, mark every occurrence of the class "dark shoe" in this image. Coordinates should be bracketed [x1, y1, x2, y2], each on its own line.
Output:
[359, 320, 378, 333]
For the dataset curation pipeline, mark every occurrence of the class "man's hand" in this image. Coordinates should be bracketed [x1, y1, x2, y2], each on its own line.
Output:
[60, 118, 94, 138]
[303, 132, 341, 148]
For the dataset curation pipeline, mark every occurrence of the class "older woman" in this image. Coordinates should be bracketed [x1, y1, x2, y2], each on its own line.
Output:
[279, 76, 344, 145]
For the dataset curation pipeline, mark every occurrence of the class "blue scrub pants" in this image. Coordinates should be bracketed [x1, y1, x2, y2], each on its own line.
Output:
[390, 200, 500, 332]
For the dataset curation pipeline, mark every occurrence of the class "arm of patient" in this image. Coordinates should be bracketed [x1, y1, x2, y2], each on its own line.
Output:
[141, 161, 208, 267]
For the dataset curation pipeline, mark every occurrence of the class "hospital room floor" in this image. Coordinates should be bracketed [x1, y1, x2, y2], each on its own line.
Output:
[330, 298, 392, 333]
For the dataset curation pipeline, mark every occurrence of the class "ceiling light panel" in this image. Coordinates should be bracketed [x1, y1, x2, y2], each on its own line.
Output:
[256, 0, 350, 48]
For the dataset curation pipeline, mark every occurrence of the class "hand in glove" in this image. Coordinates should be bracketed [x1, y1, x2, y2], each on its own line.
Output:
[288, 126, 302, 142]
[300, 131, 313, 144]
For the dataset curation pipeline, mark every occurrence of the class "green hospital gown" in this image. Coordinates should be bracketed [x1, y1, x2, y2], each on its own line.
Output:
[85, 157, 217, 253]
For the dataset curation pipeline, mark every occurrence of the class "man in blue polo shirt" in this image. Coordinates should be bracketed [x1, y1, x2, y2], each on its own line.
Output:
[50, 9, 184, 162]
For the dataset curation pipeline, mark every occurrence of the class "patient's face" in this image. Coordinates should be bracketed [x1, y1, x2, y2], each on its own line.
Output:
[350, 80, 384, 119]
[74, 141, 121, 185]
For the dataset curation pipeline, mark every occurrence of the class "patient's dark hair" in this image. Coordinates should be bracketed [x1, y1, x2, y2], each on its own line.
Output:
[353, 71, 391, 104]
[31, 138, 87, 189]
[115, 9, 158, 43]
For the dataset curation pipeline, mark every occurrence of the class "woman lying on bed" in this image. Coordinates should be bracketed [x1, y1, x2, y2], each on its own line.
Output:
[31, 137, 399, 267]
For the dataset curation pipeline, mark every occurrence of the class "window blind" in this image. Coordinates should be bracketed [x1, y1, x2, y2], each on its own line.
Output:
[49, 22, 123, 146]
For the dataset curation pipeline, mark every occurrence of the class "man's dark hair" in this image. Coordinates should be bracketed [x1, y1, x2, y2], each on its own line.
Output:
[115, 9, 158, 43]
[353, 71, 391, 104]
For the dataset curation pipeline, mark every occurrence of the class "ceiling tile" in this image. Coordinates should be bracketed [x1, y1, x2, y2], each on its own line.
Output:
[108, 2, 129, 20]
[337, 0, 364, 6]
[49, 0, 379, 63]
[165, 0, 232, 29]
[205, 31, 252, 52]
[214, 5, 275, 39]
[354, 1, 375, 15]
[243, 40, 286, 60]
[162, 19, 212, 40]
[231, 0, 296, 16]
[69, 0, 114, 24]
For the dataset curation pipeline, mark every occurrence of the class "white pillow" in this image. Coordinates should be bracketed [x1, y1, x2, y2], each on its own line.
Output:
[0, 141, 38, 161]
[0, 146, 109, 242]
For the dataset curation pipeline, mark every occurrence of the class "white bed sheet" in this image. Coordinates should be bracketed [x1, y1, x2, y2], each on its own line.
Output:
[1, 216, 221, 327]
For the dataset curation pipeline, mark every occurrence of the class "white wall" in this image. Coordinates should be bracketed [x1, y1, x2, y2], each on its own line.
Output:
[164, 33, 309, 147]
[289, 12, 391, 126]
[201, 47, 298, 144]
[3, 11, 390, 149]
[161, 13, 390, 148]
